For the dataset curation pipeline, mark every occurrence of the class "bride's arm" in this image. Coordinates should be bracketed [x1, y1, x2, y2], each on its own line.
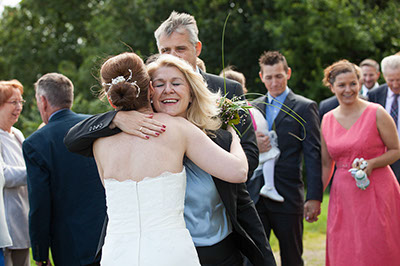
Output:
[182, 119, 248, 183]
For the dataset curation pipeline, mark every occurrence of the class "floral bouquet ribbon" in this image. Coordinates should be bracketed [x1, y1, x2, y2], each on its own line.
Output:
[217, 95, 252, 134]
[348, 158, 370, 190]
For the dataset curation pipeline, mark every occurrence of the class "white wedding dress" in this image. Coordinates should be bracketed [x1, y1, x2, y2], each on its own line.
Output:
[101, 168, 200, 266]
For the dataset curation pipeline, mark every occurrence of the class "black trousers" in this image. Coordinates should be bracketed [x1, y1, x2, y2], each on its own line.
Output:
[256, 199, 304, 266]
[196, 233, 244, 266]
[84, 263, 99, 266]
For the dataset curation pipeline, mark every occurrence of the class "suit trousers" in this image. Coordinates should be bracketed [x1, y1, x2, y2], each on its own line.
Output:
[390, 159, 400, 184]
[256, 199, 303, 266]
[196, 233, 244, 266]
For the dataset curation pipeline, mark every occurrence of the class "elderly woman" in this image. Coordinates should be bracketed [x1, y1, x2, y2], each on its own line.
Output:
[0, 158, 12, 266]
[0, 80, 30, 266]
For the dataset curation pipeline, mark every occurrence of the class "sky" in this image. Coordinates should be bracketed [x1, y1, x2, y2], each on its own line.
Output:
[0, 0, 21, 14]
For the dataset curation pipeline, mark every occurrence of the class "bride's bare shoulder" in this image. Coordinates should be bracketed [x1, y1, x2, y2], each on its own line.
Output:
[153, 113, 191, 127]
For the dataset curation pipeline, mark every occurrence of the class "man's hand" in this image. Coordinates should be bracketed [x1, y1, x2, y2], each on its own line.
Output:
[256, 131, 271, 153]
[304, 200, 321, 223]
[111, 111, 166, 139]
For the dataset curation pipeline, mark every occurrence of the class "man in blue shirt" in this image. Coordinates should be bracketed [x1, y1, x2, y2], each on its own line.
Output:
[251, 51, 323, 266]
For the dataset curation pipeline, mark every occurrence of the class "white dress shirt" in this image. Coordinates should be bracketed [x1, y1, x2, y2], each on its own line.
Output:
[361, 83, 379, 97]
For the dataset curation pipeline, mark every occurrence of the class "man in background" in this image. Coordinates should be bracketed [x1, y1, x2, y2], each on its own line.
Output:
[23, 73, 107, 266]
[368, 55, 400, 183]
[252, 51, 323, 266]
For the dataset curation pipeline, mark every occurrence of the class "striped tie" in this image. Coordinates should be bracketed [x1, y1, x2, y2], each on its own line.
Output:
[390, 94, 399, 127]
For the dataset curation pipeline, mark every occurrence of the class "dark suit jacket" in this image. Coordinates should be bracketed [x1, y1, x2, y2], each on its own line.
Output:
[64, 72, 275, 265]
[251, 91, 323, 214]
[209, 130, 276, 266]
[23, 109, 107, 266]
[368, 84, 400, 182]
[319, 95, 339, 121]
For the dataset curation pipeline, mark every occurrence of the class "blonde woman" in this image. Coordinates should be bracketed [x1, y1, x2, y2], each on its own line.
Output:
[92, 53, 248, 265]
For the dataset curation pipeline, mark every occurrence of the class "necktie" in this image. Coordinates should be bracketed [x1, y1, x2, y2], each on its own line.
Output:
[266, 99, 275, 130]
[390, 94, 399, 127]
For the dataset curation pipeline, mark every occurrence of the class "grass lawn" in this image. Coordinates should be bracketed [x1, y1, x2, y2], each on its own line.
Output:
[270, 193, 329, 266]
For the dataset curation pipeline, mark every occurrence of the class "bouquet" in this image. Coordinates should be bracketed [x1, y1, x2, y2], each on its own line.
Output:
[348, 158, 370, 190]
[217, 95, 252, 133]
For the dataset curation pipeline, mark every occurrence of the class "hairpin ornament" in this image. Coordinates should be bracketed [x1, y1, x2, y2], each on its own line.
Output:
[103, 69, 140, 98]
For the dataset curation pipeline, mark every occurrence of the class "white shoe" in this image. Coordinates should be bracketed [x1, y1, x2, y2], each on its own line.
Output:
[260, 186, 284, 202]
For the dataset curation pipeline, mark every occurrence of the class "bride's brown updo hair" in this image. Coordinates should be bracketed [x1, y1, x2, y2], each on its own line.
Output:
[100, 52, 150, 111]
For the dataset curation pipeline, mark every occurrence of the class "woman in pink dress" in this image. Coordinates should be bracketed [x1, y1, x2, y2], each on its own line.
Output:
[321, 59, 400, 266]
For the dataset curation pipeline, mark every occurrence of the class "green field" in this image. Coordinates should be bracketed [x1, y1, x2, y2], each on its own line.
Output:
[270, 193, 329, 265]
[30, 193, 329, 265]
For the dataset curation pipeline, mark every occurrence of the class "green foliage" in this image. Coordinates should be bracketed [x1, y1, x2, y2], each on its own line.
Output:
[0, 0, 399, 137]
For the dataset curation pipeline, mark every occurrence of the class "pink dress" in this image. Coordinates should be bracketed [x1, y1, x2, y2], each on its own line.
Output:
[322, 103, 400, 266]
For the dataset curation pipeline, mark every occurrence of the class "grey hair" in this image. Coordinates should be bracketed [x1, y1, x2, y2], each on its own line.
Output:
[34, 73, 74, 109]
[381, 55, 400, 75]
[154, 11, 199, 49]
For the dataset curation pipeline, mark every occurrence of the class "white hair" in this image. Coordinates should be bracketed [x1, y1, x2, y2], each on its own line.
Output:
[381, 55, 400, 75]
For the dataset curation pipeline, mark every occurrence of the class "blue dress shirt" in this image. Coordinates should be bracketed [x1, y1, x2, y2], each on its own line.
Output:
[265, 87, 290, 130]
[183, 157, 232, 247]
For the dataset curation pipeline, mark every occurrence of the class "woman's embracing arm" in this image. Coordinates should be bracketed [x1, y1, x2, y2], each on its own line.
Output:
[182, 119, 248, 183]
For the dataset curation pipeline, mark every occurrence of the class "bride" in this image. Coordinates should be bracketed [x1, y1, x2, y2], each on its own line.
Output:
[92, 52, 248, 265]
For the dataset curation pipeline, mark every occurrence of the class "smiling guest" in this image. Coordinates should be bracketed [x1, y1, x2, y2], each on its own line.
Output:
[321, 59, 400, 266]
[368, 55, 400, 183]
[65, 11, 274, 266]
[0, 80, 30, 266]
[359, 59, 380, 97]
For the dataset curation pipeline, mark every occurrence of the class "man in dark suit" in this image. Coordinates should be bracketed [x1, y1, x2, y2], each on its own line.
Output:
[23, 73, 107, 266]
[368, 54, 400, 183]
[251, 51, 323, 266]
[318, 95, 339, 121]
[64, 11, 275, 266]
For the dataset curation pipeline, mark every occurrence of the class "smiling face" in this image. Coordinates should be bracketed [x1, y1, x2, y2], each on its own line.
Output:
[151, 66, 192, 118]
[259, 62, 291, 98]
[331, 72, 360, 105]
[158, 31, 201, 70]
[0, 87, 23, 131]
[384, 67, 400, 94]
[361, 65, 380, 89]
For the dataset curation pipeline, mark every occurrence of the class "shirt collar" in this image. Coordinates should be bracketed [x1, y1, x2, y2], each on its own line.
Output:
[267, 86, 290, 104]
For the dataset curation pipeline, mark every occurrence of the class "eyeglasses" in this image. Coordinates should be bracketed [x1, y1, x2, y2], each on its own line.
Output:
[6, 100, 26, 106]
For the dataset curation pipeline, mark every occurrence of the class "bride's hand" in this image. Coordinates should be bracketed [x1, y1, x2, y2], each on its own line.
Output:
[111, 110, 166, 139]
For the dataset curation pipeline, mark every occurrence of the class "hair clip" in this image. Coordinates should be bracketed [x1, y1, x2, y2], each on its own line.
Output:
[103, 69, 140, 98]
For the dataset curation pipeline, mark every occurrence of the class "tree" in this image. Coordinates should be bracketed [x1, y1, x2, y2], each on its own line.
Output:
[0, 0, 399, 137]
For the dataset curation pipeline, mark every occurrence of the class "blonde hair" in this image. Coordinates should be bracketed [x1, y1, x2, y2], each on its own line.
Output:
[147, 54, 221, 133]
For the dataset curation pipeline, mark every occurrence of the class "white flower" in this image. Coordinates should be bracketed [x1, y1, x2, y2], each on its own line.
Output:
[111, 76, 126, 85]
